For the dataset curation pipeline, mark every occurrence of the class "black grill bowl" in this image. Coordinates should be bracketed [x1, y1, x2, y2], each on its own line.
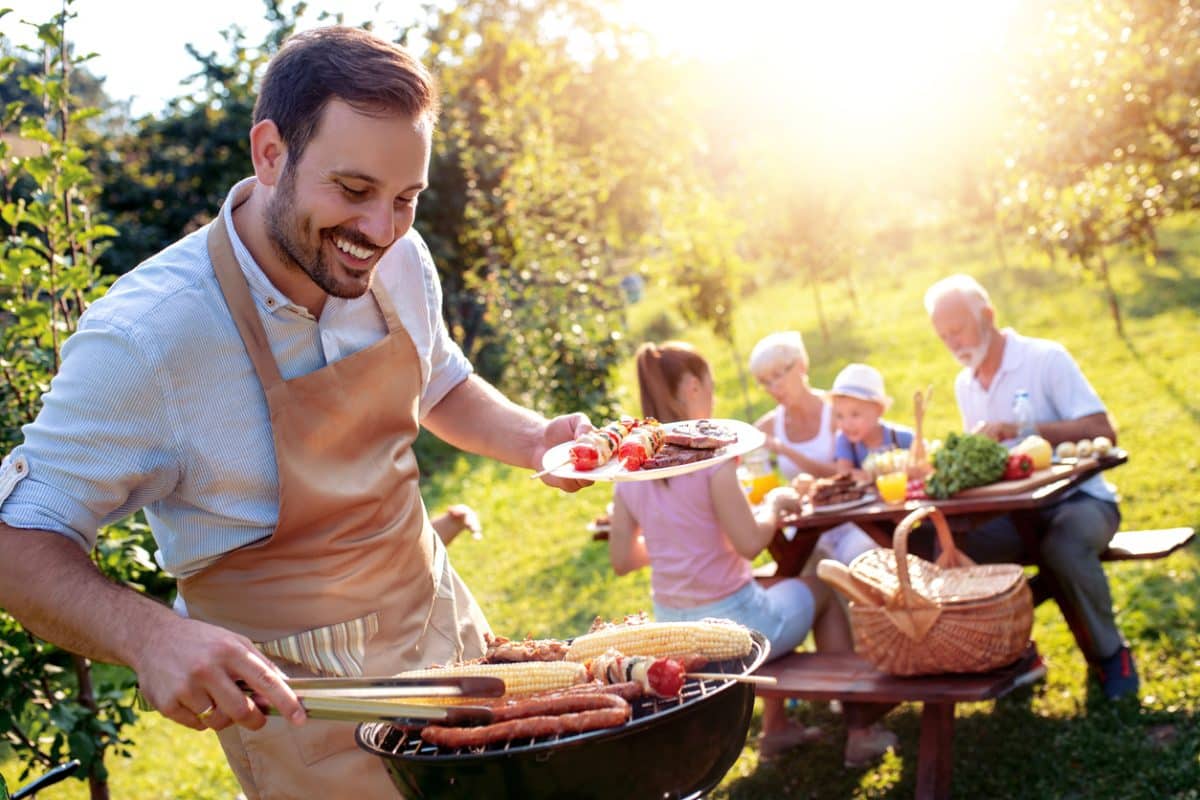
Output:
[356, 631, 769, 800]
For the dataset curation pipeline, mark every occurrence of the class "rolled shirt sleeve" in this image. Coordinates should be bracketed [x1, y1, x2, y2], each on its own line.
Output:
[0, 317, 181, 549]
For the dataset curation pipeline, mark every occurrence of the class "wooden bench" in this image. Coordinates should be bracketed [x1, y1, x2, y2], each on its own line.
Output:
[754, 645, 1046, 800]
[1099, 527, 1194, 561]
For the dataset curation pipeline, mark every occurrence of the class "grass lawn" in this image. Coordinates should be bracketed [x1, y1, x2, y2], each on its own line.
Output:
[4, 217, 1198, 798]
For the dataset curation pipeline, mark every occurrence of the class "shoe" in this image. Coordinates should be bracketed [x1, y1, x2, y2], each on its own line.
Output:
[1095, 644, 1139, 700]
[843, 723, 898, 768]
[758, 721, 824, 759]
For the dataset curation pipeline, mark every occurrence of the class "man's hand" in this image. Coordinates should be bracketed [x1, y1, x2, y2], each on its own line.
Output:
[535, 412, 594, 492]
[134, 615, 306, 733]
[972, 420, 1017, 442]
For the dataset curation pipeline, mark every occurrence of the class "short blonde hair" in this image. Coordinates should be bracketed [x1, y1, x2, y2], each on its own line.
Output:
[748, 331, 809, 378]
[924, 274, 992, 320]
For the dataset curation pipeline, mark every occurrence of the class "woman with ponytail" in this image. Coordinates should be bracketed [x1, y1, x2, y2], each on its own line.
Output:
[608, 342, 897, 765]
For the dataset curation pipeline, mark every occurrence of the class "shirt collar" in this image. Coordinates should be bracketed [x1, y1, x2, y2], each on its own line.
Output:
[220, 177, 298, 317]
[993, 328, 1021, 382]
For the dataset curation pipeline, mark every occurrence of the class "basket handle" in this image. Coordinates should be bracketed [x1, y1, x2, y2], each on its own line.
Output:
[892, 505, 966, 602]
[816, 559, 883, 607]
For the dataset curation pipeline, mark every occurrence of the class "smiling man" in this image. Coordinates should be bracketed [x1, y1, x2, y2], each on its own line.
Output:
[0, 27, 589, 797]
[924, 274, 1137, 702]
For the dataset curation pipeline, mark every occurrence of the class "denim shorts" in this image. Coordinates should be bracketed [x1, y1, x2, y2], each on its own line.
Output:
[653, 578, 814, 663]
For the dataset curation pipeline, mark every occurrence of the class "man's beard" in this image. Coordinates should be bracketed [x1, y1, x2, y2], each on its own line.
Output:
[265, 166, 375, 299]
[954, 325, 991, 370]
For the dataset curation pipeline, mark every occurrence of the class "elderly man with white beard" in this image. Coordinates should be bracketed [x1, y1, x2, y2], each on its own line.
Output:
[923, 274, 1138, 701]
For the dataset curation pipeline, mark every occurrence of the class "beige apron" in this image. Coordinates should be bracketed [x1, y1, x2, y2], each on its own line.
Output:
[179, 196, 488, 799]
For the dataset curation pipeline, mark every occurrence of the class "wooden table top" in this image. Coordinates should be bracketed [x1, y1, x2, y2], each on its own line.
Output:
[765, 451, 1128, 575]
[778, 450, 1128, 534]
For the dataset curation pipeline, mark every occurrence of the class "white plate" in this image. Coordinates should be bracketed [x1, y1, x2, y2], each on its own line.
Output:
[541, 418, 766, 483]
[805, 492, 878, 515]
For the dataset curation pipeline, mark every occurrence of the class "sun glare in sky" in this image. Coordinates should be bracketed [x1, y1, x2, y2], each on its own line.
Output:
[5, 0, 1022, 176]
[619, 0, 1023, 174]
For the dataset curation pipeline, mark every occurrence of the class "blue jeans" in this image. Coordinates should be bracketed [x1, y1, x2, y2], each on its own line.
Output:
[654, 578, 815, 664]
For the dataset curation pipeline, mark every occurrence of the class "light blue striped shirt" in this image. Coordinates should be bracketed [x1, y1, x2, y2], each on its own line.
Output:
[0, 178, 472, 577]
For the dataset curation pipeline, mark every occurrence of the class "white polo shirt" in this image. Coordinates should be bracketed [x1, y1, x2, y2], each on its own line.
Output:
[954, 329, 1116, 503]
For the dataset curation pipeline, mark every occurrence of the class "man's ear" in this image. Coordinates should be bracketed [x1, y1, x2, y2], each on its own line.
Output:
[249, 119, 288, 187]
[982, 304, 996, 328]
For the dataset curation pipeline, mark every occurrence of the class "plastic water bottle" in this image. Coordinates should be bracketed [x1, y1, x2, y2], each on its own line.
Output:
[1013, 390, 1037, 440]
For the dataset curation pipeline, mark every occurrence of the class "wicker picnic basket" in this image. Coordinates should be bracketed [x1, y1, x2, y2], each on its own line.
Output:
[817, 506, 1033, 676]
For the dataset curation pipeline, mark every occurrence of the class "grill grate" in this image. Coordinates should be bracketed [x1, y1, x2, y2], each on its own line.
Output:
[362, 638, 764, 761]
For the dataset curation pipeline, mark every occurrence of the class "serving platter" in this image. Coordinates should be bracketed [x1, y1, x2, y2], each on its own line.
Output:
[952, 456, 1099, 499]
[804, 492, 878, 515]
[541, 418, 766, 483]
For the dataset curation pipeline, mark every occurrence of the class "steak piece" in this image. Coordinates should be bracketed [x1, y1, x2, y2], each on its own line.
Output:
[642, 443, 717, 470]
[809, 473, 869, 507]
[664, 419, 738, 449]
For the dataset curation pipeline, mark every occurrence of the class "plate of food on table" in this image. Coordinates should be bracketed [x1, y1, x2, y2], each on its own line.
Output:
[537, 417, 766, 482]
[804, 473, 878, 513]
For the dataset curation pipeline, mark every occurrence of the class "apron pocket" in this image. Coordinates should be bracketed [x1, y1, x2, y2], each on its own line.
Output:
[256, 611, 380, 678]
[289, 718, 360, 767]
[423, 561, 488, 664]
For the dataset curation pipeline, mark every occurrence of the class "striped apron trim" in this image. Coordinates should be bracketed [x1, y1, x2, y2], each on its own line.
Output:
[256, 611, 381, 678]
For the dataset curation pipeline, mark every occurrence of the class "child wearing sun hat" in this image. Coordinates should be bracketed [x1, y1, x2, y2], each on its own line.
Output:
[829, 363, 915, 480]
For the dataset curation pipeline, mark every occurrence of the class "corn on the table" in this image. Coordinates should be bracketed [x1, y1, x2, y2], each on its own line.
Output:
[394, 661, 588, 703]
[565, 620, 753, 664]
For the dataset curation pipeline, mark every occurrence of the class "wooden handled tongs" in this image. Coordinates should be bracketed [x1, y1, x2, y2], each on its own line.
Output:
[243, 675, 506, 725]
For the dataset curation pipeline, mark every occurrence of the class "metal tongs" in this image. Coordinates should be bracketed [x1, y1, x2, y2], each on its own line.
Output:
[242, 675, 505, 726]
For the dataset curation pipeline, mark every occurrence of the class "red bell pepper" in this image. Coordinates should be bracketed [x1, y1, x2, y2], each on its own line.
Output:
[1004, 452, 1035, 480]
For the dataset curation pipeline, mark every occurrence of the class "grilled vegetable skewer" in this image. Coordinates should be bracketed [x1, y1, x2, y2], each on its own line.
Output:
[617, 420, 666, 470]
[570, 417, 637, 471]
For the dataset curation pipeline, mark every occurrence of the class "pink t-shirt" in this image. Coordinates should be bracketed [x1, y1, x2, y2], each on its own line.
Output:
[614, 465, 753, 609]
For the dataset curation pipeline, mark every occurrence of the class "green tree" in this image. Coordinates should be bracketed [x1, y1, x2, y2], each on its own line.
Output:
[93, 1, 308, 275]
[0, 7, 172, 798]
[421, 0, 746, 418]
[998, 0, 1200, 334]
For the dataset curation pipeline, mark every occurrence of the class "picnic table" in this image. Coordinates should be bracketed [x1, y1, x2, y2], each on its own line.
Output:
[763, 451, 1145, 657]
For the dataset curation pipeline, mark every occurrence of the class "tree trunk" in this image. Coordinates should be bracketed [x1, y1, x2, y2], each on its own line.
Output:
[810, 266, 830, 344]
[727, 335, 753, 422]
[71, 654, 110, 800]
[991, 208, 1010, 271]
[843, 265, 859, 310]
[1095, 251, 1125, 339]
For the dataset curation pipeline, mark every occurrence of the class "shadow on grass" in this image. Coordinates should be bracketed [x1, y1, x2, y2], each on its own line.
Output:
[1121, 256, 1200, 320]
[1120, 333, 1200, 428]
[719, 683, 1198, 799]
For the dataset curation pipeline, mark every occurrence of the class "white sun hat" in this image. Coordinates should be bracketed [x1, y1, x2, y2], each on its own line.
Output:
[829, 363, 891, 408]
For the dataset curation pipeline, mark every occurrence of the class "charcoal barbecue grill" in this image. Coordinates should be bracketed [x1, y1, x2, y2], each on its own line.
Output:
[356, 630, 770, 799]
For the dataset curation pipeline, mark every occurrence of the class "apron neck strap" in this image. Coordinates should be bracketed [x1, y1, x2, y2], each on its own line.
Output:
[208, 210, 285, 389]
[368, 277, 404, 334]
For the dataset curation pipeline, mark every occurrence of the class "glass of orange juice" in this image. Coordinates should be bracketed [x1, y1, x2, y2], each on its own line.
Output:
[749, 471, 782, 505]
[875, 470, 908, 505]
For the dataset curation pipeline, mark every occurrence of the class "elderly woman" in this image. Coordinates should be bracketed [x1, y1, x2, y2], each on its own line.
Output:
[749, 331, 840, 482]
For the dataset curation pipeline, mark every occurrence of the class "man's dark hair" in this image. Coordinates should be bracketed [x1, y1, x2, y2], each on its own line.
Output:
[254, 26, 439, 164]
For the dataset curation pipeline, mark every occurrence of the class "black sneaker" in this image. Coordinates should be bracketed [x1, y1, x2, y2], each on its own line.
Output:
[1095, 644, 1139, 700]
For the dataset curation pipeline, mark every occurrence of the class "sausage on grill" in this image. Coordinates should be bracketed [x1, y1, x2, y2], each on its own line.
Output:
[420, 693, 631, 747]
